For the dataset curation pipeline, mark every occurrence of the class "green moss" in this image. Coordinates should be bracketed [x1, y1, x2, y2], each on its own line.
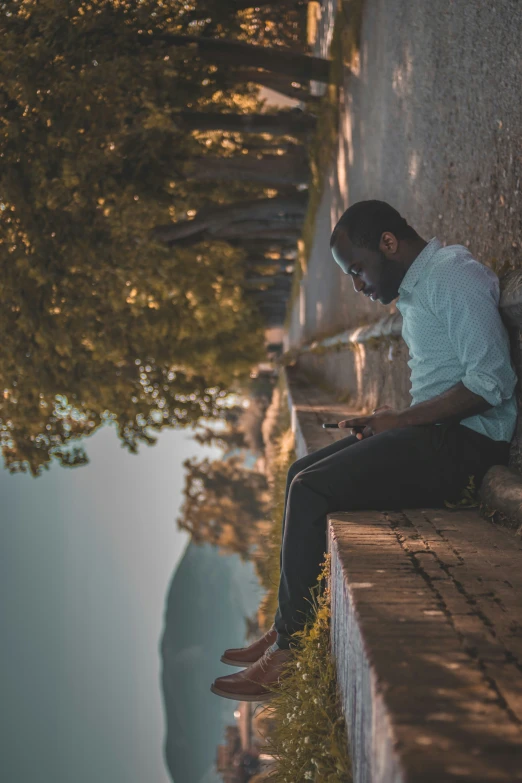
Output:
[479, 500, 518, 531]
[254, 376, 353, 780]
[294, 332, 403, 360]
[489, 256, 514, 278]
[335, 391, 352, 404]
[363, 334, 402, 352]
[280, 347, 301, 367]
[444, 475, 479, 510]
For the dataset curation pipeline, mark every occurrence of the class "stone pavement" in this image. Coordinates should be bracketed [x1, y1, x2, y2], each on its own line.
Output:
[329, 509, 522, 783]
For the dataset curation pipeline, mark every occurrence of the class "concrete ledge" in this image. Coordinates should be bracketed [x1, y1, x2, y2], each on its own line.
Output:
[328, 509, 522, 783]
[293, 269, 522, 359]
[298, 313, 403, 356]
[285, 367, 522, 782]
[285, 366, 355, 459]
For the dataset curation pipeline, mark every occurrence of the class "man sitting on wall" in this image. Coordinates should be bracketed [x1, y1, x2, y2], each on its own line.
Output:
[211, 200, 517, 702]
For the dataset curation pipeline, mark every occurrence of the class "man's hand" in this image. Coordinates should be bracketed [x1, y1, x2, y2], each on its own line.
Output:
[339, 382, 495, 440]
[339, 406, 402, 440]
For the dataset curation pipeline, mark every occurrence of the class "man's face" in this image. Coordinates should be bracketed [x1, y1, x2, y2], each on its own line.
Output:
[331, 229, 405, 305]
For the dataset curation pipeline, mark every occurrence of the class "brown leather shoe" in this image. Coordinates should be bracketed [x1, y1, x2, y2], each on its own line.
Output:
[220, 625, 277, 667]
[211, 647, 293, 702]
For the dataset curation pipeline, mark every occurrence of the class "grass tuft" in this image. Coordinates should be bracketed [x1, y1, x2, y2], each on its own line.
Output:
[254, 374, 352, 781]
[261, 556, 353, 782]
[256, 377, 295, 631]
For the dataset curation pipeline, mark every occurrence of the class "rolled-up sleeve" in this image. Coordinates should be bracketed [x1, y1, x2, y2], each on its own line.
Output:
[427, 260, 517, 408]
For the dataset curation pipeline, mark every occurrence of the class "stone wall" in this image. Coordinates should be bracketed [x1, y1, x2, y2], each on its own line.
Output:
[298, 338, 411, 413]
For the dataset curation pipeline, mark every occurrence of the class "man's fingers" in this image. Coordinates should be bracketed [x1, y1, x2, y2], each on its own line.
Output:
[339, 417, 370, 429]
[338, 417, 374, 439]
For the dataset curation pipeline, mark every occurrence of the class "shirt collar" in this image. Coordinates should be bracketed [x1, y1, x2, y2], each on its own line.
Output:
[398, 237, 442, 295]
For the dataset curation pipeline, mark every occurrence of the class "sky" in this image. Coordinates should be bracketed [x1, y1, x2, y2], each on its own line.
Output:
[0, 422, 225, 783]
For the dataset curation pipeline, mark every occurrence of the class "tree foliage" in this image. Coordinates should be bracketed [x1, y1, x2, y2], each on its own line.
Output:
[177, 456, 269, 560]
[0, 0, 312, 475]
[192, 424, 247, 453]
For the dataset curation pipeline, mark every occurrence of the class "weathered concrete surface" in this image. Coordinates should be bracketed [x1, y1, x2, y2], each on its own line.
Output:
[284, 8, 522, 771]
[287, 0, 522, 350]
[329, 509, 522, 783]
[285, 365, 357, 459]
[290, 311, 411, 412]
[293, 270, 522, 355]
[297, 340, 411, 414]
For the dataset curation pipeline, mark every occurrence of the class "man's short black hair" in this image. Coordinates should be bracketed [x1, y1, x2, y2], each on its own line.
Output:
[330, 200, 417, 251]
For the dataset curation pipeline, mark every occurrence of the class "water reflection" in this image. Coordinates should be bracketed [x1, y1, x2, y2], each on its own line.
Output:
[0, 424, 260, 783]
[161, 541, 263, 783]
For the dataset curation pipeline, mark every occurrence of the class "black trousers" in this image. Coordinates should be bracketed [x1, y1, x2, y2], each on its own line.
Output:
[274, 423, 510, 649]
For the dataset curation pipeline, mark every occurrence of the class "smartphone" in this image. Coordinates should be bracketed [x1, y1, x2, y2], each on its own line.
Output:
[322, 422, 365, 432]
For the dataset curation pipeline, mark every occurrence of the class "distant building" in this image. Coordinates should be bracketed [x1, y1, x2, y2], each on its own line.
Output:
[216, 725, 241, 777]
[216, 703, 263, 782]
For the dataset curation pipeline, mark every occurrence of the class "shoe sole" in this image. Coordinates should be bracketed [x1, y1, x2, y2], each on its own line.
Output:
[220, 654, 264, 667]
[210, 683, 275, 702]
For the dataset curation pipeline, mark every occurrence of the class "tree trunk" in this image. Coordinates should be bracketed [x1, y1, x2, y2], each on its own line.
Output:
[232, 0, 302, 9]
[228, 239, 295, 253]
[153, 194, 307, 244]
[244, 256, 292, 268]
[213, 218, 302, 241]
[156, 34, 330, 83]
[245, 275, 293, 287]
[227, 69, 321, 104]
[174, 110, 316, 136]
[186, 153, 309, 186]
[239, 138, 304, 154]
[249, 291, 289, 302]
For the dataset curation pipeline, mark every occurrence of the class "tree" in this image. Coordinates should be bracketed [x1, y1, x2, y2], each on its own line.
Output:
[152, 194, 307, 244]
[148, 34, 330, 83]
[171, 110, 316, 136]
[186, 152, 309, 185]
[0, 2, 271, 475]
[177, 456, 270, 560]
[216, 0, 303, 11]
[0, 1, 314, 474]
[193, 424, 247, 452]
[0, 238, 265, 476]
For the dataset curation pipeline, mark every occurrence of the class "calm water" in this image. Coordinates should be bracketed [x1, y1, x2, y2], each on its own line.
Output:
[0, 423, 263, 783]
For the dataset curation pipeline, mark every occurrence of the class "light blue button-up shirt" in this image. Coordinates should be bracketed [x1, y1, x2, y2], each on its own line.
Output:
[396, 237, 517, 442]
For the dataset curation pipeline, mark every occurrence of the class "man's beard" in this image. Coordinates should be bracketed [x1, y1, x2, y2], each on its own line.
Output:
[376, 252, 402, 304]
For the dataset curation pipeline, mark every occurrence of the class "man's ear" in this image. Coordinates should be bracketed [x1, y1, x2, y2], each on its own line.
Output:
[379, 231, 399, 256]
